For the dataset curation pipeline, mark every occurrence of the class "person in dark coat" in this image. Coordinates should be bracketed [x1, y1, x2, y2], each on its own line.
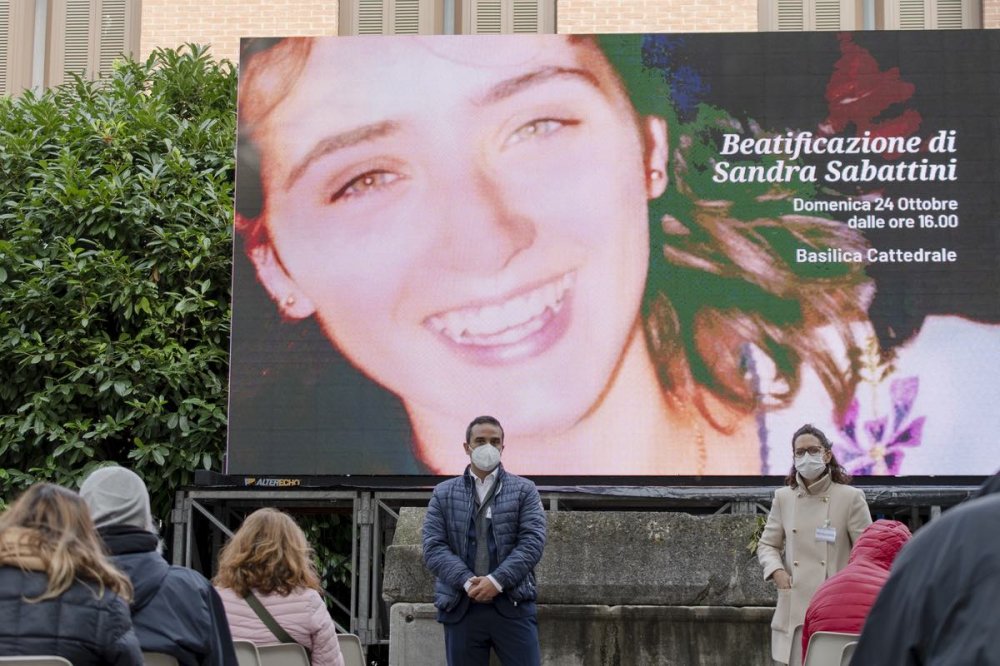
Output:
[851, 489, 1000, 665]
[0, 482, 142, 666]
[801, 519, 910, 658]
[422, 415, 547, 666]
[80, 466, 238, 666]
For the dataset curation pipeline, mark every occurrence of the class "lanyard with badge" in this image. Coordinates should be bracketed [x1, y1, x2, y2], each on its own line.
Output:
[816, 518, 837, 544]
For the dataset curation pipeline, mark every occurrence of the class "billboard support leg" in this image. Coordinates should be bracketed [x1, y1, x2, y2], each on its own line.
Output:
[171, 490, 188, 566]
[356, 492, 376, 645]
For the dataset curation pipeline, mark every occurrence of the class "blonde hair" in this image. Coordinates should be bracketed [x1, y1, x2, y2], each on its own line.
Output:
[0, 483, 133, 602]
[213, 508, 320, 597]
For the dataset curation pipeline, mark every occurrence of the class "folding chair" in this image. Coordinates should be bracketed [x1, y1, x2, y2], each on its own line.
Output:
[790, 624, 805, 666]
[803, 631, 861, 666]
[233, 640, 262, 666]
[840, 641, 858, 666]
[337, 633, 366, 666]
[256, 643, 310, 666]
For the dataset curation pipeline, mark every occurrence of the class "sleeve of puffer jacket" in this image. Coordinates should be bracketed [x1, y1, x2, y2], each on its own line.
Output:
[490, 481, 546, 591]
[423, 488, 475, 590]
[202, 583, 239, 666]
[305, 590, 345, 666]
[102, 596, 144, 666]
[757, 490, 786, 582]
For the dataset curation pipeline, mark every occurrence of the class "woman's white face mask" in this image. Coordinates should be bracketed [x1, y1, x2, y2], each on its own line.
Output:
[794, 452, 828, 480]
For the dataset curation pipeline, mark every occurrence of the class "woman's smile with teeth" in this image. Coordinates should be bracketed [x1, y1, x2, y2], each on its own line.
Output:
[427, 272, 575, 346]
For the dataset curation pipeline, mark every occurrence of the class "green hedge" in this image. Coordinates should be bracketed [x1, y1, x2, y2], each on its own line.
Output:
[1, 44, 354, 605]
[0, 45, 235, 517]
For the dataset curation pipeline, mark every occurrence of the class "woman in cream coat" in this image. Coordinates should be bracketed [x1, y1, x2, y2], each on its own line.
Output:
[757, 425, 871, 665]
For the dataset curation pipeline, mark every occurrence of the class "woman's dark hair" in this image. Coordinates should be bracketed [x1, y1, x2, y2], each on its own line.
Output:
[465, 415, 504, 445]
[791, 423, 831, 449]
[594, 34, 871, 433]
[784, 423, 852, 488]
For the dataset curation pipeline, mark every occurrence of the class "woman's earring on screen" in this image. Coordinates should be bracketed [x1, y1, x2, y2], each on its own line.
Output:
[647, 168, 665, 185]
[280, 294, 301, 319]
[278, 292, 315, 320]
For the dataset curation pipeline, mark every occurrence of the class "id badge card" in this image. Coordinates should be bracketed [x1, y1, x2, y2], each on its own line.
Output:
[816, 526, 837, 543]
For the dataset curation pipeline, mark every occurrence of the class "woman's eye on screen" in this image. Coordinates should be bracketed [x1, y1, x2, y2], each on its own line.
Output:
[504, 118, 577, 148]
[329, 170, 403, 203]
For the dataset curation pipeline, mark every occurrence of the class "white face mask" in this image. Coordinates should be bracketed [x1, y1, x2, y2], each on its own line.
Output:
[470, 444, 501, 472]
[794, 452, 828, 480]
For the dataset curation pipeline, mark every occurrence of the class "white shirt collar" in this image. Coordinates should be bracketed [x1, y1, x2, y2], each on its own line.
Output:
[469, 466, 499, 486]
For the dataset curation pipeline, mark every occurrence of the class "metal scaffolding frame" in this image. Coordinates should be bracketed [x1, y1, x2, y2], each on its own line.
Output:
[171, 482, 978, 655]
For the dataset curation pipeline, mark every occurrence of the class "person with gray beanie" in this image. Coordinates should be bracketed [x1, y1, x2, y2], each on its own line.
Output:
[80, 466, 238, 666]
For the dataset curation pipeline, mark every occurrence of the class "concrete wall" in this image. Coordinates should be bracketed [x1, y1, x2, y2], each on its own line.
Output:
[389, 603, 773, 666]
[383, 508, 776, 665]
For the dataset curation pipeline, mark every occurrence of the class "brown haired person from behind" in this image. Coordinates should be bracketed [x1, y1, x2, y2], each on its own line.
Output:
[0, 483, 143, 666]
[214, 508, 345, 666]
[757, 424, 872, 665]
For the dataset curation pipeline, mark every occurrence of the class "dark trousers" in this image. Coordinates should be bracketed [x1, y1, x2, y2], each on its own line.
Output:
[443, 602, 540, 666]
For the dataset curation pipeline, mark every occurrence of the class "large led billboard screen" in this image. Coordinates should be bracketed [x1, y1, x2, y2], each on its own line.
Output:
[227, 31, 1000, 477]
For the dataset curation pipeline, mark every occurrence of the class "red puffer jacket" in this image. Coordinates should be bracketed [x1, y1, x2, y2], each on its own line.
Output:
[802, 519, 911, 658]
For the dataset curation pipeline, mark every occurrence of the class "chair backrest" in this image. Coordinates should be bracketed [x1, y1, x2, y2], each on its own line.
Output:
[338, 633, 366, 666]
[0, 658, 73, 666]
[233, 640, 262, 666]
[143, 653, 181, 666]
[803, 631, 861, 666]
[256, 643, 311, 666]
[840, 641, 858, 666]
[789, 624, 805, 666]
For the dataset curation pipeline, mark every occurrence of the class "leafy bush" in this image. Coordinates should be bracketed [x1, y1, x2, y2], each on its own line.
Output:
[0, 45, 353, 600]
[0, 45, 235, 517]
[301, 514, 354, 620]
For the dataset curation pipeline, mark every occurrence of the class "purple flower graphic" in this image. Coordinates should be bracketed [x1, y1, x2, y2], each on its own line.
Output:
[835, 377, 925, 475]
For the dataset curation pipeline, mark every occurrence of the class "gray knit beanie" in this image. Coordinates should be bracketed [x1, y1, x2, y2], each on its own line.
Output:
[79, 466, 154, 531]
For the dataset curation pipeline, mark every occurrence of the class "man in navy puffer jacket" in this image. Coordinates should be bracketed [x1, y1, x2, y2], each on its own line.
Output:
[422, 415, 547, 666]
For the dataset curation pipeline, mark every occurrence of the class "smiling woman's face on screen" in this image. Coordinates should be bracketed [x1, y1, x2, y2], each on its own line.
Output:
[244, 36, 668, 449]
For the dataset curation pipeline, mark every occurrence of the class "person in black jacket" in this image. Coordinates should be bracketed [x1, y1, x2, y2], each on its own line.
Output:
[0, 482, 142, 666]
[80, 466, 239, 666]
[851, 475, 1000, 665]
